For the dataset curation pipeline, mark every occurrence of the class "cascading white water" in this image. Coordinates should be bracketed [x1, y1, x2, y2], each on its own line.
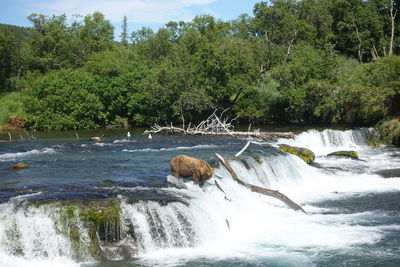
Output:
[113, 151, 400, 265]
[277, 128, 373, 155]
[0, 200, 80, 267]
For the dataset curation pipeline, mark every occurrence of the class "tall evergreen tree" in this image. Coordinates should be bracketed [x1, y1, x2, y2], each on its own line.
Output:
[120, 15, 129, 48]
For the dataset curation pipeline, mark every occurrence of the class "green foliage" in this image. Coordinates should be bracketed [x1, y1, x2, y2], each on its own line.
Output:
[329, 0, 389, 62]
[0, 25, 30, 92]
[377, 118, 400, 146]
[0, 92, 28, 126]
[233, 86, 269, 124]
[269, 44, 337, 123]
[338, 56, 400, 124]
[120, 15, 129, 48]
[85, 49, 151, 126]
[27, 12, 114, 72]
[25, 69, 106, 130]
[78, 12, 114, 53]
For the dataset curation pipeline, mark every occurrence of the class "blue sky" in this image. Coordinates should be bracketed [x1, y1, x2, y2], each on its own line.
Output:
[0, 0, 262, 38]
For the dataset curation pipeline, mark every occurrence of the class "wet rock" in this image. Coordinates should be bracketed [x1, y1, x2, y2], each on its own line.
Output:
[308, 162, 323, 168]
[207, 157, 220, 169]
[377, 118, 400, 146]
[2, 116, 26, 131]
[278, 144, 315, 163]
[252, 155, 263, 164]
[62, 200, 121, 260]
[26, 199, 122, 260]
[240, 158, 251, 170]
[375, 168, 400, 178]
[10, 163, 29, 169]
[327, 151, 359, 159]
[90, 136, 102, 142]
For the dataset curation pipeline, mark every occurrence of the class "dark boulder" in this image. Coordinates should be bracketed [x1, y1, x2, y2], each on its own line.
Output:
[375, 168, 400, 178]
[327, 151, 359, 160]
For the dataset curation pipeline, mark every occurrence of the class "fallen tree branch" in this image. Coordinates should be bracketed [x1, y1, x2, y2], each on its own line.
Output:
[143, 109, 294, 139]
[214, 153, 306, 213]
[234, 141, 251, 158]
[144, 128, 294, 139]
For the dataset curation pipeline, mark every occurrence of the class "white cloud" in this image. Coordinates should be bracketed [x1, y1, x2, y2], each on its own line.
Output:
[28, 0, 219, 23]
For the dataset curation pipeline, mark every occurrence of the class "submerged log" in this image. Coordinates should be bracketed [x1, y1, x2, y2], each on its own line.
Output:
[214, 153, 306, 213]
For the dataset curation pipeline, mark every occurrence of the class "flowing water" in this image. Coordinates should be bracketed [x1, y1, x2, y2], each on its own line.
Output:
[0, 128, 399, 267]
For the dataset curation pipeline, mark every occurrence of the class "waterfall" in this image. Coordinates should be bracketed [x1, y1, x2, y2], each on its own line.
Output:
[277, 128, 373, 155]
[0, 152, 310, 262]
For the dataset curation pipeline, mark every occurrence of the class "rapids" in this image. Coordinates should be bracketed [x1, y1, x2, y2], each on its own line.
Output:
[0, 128, 399, 266]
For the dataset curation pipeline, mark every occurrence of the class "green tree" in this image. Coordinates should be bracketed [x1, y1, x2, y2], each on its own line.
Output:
[84, 48, 149, 125]
[25, 69, 107, 130]
[131, 27, 154, 44]
[270, 44, 337, 123]
[253, 0, 315, 69]
[120, 15, 129, 48]
[330, 0, 387, 62]
[338, 56, 400, 124]
[78, 12, 114, 53]
[27, 13, 71, 72]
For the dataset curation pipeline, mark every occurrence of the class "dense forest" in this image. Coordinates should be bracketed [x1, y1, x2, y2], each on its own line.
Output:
[0, 0, 399, 131]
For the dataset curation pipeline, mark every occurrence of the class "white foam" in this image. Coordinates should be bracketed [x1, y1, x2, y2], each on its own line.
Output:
[113, 138, 136, 144]
[0, 148, 55, 161]
[0, 255, 79, 267]
[277, 128, 372, 155]
[122, 144, 218, 152]
[118, 146, 400, 265]
[124, 172, 392, 265]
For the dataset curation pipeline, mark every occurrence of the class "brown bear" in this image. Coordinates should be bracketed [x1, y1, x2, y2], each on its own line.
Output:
[170, 155, 213, 185]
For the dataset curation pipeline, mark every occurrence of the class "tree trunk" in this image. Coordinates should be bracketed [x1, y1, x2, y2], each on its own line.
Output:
[352, 19, 363, 63]
[214, 153, 306, 213]
[389, 0, 397, 55]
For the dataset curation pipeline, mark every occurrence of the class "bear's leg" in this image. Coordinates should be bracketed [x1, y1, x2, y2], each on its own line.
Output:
[171, 167, 180, 178]
[190, 165, 201, 184]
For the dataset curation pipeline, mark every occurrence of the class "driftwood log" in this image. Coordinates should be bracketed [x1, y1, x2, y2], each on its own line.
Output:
[144, 129, 294, 139]
[214, 153, 306, 213]
[144, 109, 294, 139]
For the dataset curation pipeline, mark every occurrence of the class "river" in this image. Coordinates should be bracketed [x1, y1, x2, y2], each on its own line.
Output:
[0, 128, 399, 266]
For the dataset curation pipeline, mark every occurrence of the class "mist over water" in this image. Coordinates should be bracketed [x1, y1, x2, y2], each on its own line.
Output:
[0, 128, 399, 266]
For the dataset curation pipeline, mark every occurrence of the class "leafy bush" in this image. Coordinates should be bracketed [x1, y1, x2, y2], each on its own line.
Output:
[377, 118, 400, 146]
[25, 69, 106, 130]
[338, 56, 400, 124]
[0, 92, 28, 127]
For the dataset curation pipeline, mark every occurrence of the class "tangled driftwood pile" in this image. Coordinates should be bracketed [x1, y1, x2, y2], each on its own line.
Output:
[144, 109, 294, 140]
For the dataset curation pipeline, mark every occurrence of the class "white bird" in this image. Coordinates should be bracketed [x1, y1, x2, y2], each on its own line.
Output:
[127, 131, 131, 139]
[148, 134, 152, 139]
